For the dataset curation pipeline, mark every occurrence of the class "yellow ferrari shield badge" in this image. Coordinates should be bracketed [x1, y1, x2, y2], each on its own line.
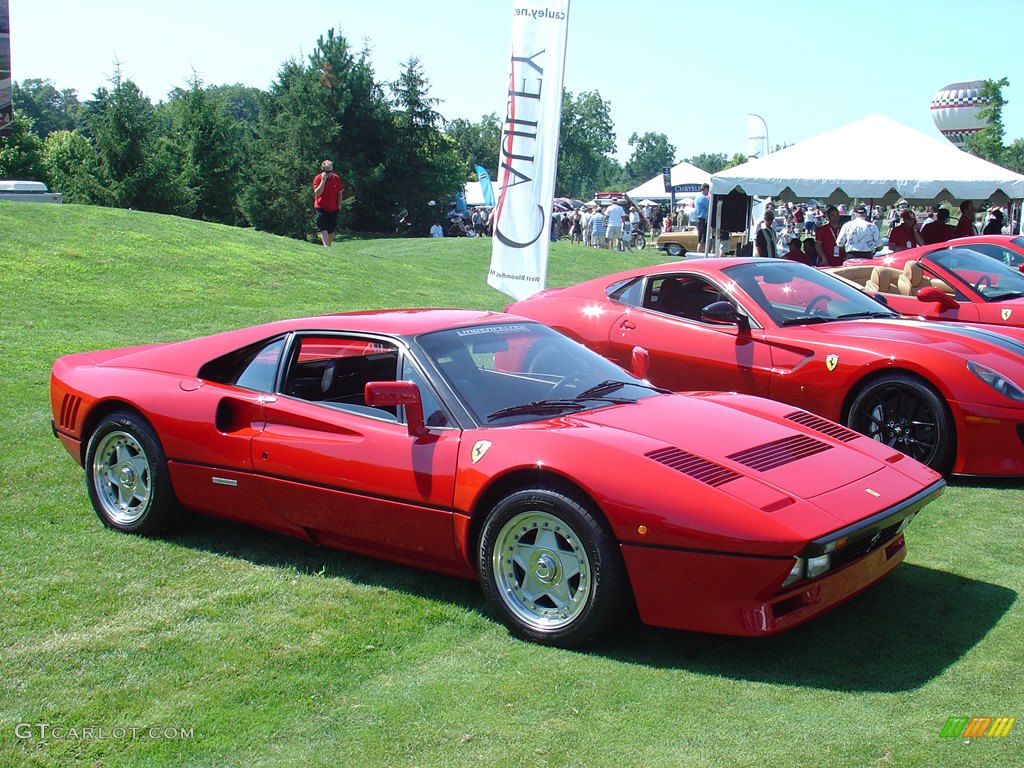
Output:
[1002, 308, 1013, 321]
[472, 440, 492, 464]
[825, 354, 839, 371]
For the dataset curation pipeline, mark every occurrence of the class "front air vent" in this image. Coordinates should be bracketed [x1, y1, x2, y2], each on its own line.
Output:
[727, 434, 832, 472]
[59, 394, 82, 431]
[784, 410, 861, 443]
[1017, 424, 1024, 448]
[646, 447, 740, 487]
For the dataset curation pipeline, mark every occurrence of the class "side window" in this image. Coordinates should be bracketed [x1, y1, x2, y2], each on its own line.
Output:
[607, 277, 643, 307]
[282, 335, 399, 421]
[199, 336, 285, 393]
[643, 276, 723, 321]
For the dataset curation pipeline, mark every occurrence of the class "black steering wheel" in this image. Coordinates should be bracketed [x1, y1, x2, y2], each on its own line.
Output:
[974, 274, 992, 291]
[548, 372, 587, 398]
[805, 294, 832, 316]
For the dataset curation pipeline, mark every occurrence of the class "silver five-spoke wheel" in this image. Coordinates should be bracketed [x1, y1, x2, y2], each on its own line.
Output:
[91, 430, 153, 526]
[479, 487, 631, 647]
[492, 510, 592, 631]
[85, 411, 181, 534]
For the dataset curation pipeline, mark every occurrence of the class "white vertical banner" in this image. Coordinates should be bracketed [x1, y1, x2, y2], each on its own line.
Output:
[487, 1, 570, 301]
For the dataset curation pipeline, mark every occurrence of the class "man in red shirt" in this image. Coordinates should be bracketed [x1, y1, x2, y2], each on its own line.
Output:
[888, 209, 923, 251]
[313, 160, 345, 247]
[814, 206, 845, 266]
[954, 200, 976, 239]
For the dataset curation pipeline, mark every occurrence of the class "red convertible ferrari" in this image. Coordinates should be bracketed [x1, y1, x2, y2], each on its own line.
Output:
[829, 236, 1024, 327]
[508, 259, 1024, 477]
[52, 310, 943, 646]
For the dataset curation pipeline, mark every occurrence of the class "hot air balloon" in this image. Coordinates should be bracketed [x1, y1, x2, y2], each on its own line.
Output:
[931, 80, 989, 148]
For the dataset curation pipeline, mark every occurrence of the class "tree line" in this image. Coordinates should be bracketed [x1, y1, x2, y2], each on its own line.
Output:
[0, 29, 742, 240]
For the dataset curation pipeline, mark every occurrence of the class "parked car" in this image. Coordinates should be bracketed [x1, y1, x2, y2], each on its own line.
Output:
[829, 240, 1024, 327]
[51, 309, 944, 646]
[655, 226, 746, 257]
[507, 259, 1024, 477]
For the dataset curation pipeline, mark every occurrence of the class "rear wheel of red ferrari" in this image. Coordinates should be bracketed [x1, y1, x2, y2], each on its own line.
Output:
[846, 374, 955, 474]
[85, 411, 181, 535]
[479, 488, 630, 647]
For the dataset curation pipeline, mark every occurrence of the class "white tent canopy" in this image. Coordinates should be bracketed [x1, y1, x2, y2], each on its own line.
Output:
[627, 160, 711, 201]
[710, 114, 1024, 205]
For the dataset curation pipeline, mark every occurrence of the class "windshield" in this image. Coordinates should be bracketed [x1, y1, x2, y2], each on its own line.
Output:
[417, 322, 661, 425]
[925, 247, 1024, 301]
[723, 260, 900, 326]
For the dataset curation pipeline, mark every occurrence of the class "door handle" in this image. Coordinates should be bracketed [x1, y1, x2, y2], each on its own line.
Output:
[620, 320, 636, 331]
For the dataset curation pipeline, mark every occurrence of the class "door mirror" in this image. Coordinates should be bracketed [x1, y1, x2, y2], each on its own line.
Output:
[702, 300, 746, 327]
[631, 346, 650, 380]
[917, 286, 959, 311]
[365, 381, 425, 436]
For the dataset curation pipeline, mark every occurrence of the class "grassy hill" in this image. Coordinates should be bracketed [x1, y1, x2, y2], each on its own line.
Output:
[1, 202, 1022, 767]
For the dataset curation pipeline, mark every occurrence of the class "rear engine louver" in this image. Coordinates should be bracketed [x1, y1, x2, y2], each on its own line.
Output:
[645, 447, 741, 487]
[59, 394, 82, 431]
[727, 434, 832, 472]
[784, 410, 861, 443]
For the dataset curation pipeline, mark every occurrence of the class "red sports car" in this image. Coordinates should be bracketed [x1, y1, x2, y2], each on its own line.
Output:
[507, 259, 1024, 477]
[829, 236, 1024, 326]
[51, 310, 943, 646]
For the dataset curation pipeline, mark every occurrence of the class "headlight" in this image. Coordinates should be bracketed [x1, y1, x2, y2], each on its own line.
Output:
[967, 361, 1024, 402]
[806, 554, 832, 578]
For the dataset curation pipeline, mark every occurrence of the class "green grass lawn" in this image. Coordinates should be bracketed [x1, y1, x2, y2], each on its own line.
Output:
[1, 201, 1022, 767]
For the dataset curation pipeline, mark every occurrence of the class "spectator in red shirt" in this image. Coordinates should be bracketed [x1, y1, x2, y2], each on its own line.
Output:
[814, 206, 845, 267]
[888, 209, 924, 251]
[921, 208, 954, 245]
[954, 200, 976, 238]
[313, 160, 345, 247]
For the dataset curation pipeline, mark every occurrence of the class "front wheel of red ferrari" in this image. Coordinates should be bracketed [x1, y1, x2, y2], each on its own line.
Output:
[846, 373, 955, 475]
[478, 488, 631, 647]
[85, 411, 182, 535]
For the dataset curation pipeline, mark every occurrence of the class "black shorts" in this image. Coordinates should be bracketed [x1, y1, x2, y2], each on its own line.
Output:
[315, 208, 338, 233]
[695, 217, 708, 241]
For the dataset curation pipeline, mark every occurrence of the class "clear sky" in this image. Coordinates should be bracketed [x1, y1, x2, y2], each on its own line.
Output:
[8, 0, 1023, 163]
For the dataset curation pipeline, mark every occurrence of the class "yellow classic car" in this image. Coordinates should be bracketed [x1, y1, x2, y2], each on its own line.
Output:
[655, 227, 746, 257]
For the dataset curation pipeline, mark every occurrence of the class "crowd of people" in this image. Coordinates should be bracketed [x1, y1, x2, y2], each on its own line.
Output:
[752, 199, 1015, 266]
[420, 174, 1015, 269]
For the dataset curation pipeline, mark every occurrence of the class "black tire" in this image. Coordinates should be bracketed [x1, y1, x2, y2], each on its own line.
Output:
[846, 374, 955, 474]
[665, 243, 685, 258]
[84, 411, 182, 534]
[478, 487, 631, 647]
[634, 234, 646, 251]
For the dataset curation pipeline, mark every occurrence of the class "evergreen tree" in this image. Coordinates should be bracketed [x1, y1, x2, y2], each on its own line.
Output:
[241, 30, 394, 237]
[388, 57, 465, 235]
[41, 129, 109, 204]
[168, 77, 242, 224]
[85, 70, 189, 213]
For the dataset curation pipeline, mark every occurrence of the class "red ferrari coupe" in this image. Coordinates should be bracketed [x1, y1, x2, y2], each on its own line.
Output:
[507, 259, 1024, 477]
[829, 236, 1024, 327]
[52, 310, 944, 646]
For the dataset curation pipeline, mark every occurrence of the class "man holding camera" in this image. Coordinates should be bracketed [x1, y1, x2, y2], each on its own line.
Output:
[313, 160, 345, 247]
